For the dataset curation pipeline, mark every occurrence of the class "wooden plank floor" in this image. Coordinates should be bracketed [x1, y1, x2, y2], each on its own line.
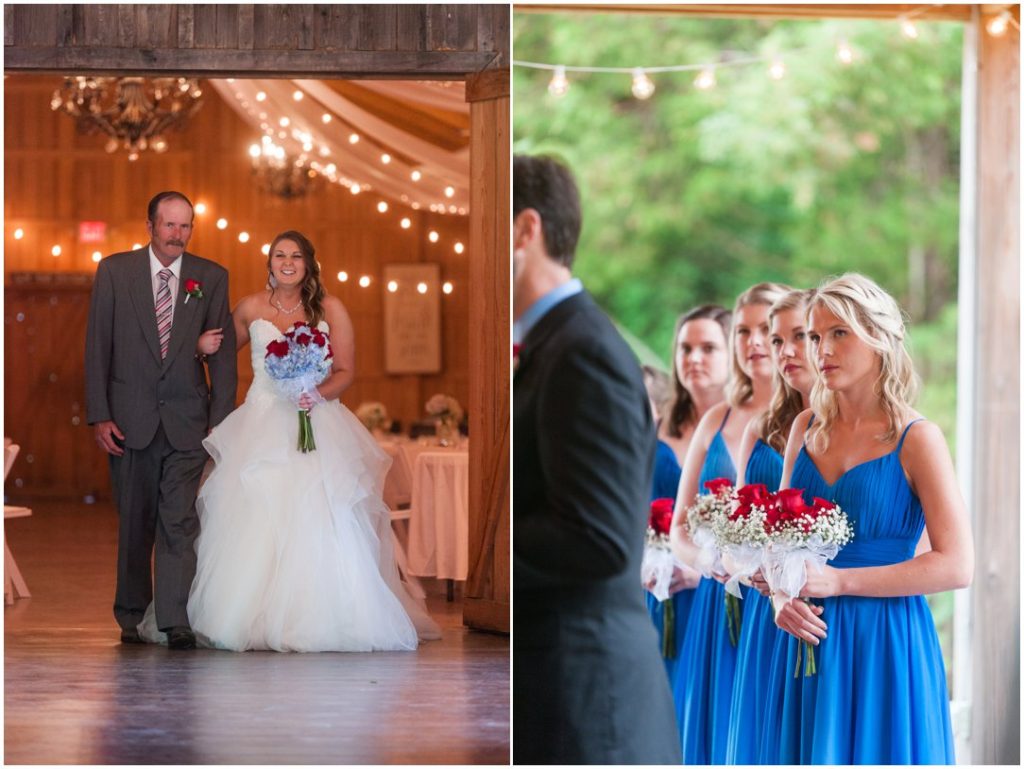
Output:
[4, 501, 509, 764]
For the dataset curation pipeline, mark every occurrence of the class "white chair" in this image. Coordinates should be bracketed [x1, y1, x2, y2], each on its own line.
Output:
[4, 442, 32, 605]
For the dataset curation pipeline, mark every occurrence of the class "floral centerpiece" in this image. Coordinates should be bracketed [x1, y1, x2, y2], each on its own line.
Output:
[356, 401, 392, 433]
[642, 497, 681, 659]
[264, 321, 333, 453]
[762, 489, 853, 676]
[425, 393, 463, 446]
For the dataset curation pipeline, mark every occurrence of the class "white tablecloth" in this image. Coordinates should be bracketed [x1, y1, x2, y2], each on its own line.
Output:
[407, 449, 469, 581]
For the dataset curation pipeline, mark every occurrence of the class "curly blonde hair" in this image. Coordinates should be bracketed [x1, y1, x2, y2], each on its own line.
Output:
[805, 273, 919, 453]
[725, 282, 792, 409]
[756, 289, 812, 453]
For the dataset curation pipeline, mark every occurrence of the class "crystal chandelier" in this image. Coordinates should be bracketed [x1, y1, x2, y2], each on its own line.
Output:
[51, 76, 204, 161]
[248, 137, 320, 199]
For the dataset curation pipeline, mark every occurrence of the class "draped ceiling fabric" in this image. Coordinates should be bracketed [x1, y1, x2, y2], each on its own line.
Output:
[209, 79, 470, 214]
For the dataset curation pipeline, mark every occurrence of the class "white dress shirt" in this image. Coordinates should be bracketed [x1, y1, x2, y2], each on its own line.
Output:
[149, 246, 182, 326]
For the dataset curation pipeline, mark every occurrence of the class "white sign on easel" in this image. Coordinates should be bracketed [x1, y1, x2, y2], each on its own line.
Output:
[384, 263, 442, 374]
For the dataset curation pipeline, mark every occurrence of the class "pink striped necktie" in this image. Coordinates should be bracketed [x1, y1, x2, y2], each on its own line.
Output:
[155, 268, 173, 359]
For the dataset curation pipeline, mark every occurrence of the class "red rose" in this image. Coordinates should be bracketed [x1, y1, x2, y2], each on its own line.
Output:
[648, 497, 675, 535]
[185, 279, 201, 293]
[704, 477, 733, 496]
[737, 483, 771, 507]
[325, 343, 334, 359]
[775, 488, 811, 516]
[812, 497, 835, 512]
[294, 332, 312, 346]
[311, 331, 326, 347]
[265, 339, 289, 358]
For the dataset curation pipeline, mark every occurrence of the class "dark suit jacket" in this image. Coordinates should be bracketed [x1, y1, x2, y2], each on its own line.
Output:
[85, 247, 237, 451]
[513, 290, 681, 765]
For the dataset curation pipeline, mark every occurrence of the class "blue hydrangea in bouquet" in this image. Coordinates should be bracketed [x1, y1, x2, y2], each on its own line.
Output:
[264, 321, 334, 452]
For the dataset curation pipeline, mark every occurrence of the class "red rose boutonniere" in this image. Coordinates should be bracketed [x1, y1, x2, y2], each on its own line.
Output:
[184, 279, 203, 304]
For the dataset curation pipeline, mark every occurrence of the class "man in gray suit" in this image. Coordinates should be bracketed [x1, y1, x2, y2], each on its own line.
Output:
[86, 191, 237, 649]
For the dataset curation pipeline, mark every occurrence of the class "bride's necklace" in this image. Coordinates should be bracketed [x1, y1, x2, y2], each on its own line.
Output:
[274, 297, 303, 315]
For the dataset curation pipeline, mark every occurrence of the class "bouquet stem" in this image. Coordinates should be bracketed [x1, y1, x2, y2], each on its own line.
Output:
[661, 598, 676, 659]
[725, 592, 742, 647]
[297, 409, 317, 453]
[794, 639, 818, 677]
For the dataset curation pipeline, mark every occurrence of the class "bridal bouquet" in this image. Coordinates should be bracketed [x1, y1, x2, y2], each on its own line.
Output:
[641, 497, 680, 658]
[356, 401, 391, 432]
[264, 321, 334, 453]
[762, 489, 853, 676]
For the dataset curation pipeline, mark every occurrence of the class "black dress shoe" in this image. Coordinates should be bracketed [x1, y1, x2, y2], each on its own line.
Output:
[167, 627, 197, 650]
[120, 627, 144, 644]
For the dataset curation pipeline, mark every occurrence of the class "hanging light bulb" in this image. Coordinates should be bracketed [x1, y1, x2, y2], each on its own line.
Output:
[986, 10, 1011, 36]
[900, 19, 919, 39]
[631, 68, 655, 100]
[694, 67, 716, 91]
[836, 39, 855, 64]
[548, 65, 569, 97]
[768, 57, 786, 80]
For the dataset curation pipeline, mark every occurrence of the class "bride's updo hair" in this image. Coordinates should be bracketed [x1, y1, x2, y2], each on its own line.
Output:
[806, 273, 919, 453]
[267, 230, 327, 327]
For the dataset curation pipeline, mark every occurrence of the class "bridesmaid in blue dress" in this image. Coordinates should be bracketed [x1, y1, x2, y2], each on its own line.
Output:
[668, 282, 790, 764]
[762, 274, 971, 764]
[642, 308, 730, 707]
[724, 289, 815, 763]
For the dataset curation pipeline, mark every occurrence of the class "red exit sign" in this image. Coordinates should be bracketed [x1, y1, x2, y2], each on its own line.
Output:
[79, 221, 106, 243]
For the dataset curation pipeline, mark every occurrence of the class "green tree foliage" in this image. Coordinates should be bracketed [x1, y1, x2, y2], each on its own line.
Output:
[513, 13, 962, 369]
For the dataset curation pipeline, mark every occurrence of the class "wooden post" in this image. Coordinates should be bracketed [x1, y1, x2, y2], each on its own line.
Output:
[969, 8, 1020, 765]
[463, 67, 510, 634]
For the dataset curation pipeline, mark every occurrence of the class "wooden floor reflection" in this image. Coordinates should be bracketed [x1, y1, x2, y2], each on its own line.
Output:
[4, 501, 509, 764]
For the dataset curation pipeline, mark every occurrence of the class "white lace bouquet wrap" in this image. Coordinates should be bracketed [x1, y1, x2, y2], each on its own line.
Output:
[264, 322, 334, 452]
[685, 478, 734, 579]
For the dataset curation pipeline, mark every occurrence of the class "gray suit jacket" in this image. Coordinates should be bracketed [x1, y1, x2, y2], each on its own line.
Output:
[85, 247, 237, 451]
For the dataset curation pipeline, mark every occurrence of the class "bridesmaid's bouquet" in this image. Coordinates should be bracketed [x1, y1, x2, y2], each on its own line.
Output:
[686, 478, 747, 647]
[714, 483, 772, 599]
[264, 322, 334, 453]
[762, 489, 853, 676]
[641, 497, 680, 658]
[685, 477, 734, 579]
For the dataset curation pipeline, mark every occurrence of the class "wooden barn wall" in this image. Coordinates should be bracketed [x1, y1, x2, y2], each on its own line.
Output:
[4, 74, 470, 500]
[3, 4, 508, 77]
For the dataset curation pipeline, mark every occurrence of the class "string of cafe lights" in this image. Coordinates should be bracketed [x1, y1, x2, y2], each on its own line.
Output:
[226, 79, 468, 218]
[514, 4, 1018, 101]
[7, 199, 462, 295]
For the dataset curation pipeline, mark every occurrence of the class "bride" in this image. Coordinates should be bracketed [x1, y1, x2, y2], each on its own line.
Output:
[139, 230, 440, 651]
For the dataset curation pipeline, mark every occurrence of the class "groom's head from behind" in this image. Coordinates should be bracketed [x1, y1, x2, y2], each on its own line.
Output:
[146, 191, 195, 265]
[512, 155, 581, 319]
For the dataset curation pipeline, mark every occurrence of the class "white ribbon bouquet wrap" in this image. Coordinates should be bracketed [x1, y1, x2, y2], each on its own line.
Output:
[760, 491, 853, 676]
[641, 538, 679, 603]
[714, 484, 774, 599]
[685, 480, 734, 579]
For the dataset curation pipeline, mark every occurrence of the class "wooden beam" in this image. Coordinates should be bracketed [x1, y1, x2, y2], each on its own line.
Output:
[515, 4, 975, 21]
[3, 47, 498, 79]
[971, 10, 1020, 765]
[466, 68, 510, 103]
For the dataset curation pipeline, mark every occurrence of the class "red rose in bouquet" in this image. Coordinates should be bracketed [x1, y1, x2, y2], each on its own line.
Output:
[704, 477, 733, 496]
[648, 497, 675, 536]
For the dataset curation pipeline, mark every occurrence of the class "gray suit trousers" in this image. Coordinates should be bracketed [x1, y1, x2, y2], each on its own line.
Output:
[110, 423, 207, 631]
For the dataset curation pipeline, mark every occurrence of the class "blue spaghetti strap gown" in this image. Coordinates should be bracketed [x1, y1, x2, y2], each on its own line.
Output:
[645, 439, 694, 726]
[676, 408, 744, 764]
[760, 418, 955, 764]
[724, 439, 784, 764]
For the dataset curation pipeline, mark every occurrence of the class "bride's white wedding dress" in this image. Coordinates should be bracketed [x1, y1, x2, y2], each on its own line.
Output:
[139, 318, 440, 651]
